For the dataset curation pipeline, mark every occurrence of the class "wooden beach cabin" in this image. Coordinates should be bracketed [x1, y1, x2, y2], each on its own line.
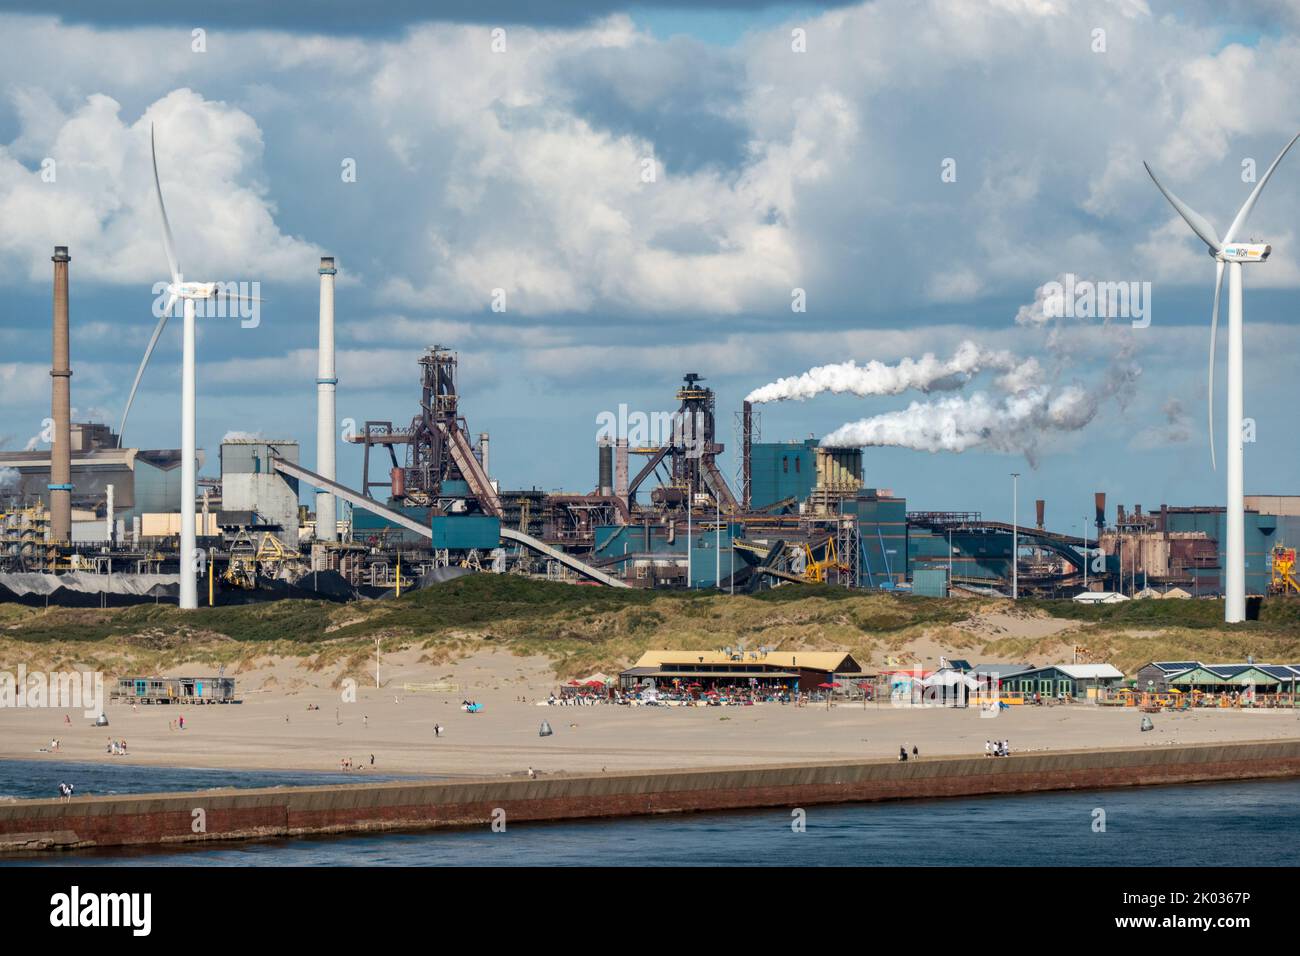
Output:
[112, 676, 239, 705]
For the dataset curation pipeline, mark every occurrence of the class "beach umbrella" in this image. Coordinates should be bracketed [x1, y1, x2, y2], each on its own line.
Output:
[817, 682, 836, 689]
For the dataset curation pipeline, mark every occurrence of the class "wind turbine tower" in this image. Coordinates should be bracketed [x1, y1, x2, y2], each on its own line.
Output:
[1145, 132, 1300, 622]
[126, 125, 258, 609]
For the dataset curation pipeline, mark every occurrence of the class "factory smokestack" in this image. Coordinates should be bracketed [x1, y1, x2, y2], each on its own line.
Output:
[1035, 498, 1044, 530]
[50, 246, 72, 545]
[742, 400, 753, 511]
[478, 432, 490, 477]
[316, 256, 338, 542]
[614, 438, 629, 504]
[1094, 492, 1106, 530]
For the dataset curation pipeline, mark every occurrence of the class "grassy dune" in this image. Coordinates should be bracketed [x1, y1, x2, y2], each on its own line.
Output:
[2, 576, 1298, 682]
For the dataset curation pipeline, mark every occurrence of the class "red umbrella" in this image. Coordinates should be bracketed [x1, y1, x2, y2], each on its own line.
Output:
[584, 680, 605, 686]
[817, 682, 837, 689]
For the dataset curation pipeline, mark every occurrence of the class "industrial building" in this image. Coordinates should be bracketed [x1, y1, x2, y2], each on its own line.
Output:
[7, 241, 1300, 606]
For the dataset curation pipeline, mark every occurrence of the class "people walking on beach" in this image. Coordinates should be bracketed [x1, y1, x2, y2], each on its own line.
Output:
[898, 746, 908, 762]
[178, 715, 185, 730]
[912, 745, 919, 759]
[527, 766, 537, 778]
[369, 754, 374, 766]
[58, 782, 72, 801]
[985, 740, 992, 757]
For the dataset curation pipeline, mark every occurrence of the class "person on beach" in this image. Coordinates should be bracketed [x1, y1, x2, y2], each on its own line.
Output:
[179, 715, 185, 730]
[912, 745, 919, 759]
[985, 740, 992, 757]
[898, 746, 908, 762]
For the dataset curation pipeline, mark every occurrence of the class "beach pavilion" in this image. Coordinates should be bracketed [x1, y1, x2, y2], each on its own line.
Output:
[620, 650, 865, 693]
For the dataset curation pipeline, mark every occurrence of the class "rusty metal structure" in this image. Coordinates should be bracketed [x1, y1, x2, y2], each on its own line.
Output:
[626, 373, 737, 513]
[347, 347, 500, 517]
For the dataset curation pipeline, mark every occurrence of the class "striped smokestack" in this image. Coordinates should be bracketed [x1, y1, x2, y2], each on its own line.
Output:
[49, 246, 72, 544]
[316, 256, 338, 542]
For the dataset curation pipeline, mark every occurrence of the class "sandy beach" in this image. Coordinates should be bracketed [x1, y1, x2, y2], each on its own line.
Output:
[3, 649, 1298, 781]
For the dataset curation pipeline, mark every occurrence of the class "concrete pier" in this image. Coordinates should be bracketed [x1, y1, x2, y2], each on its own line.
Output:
[3, 739, 1298, 852]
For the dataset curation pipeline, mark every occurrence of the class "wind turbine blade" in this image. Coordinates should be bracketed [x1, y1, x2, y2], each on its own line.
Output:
[1143, 161, 1222, 252]
[117, 309, 171, 445]
[1223, 131, 1300, 244]
[1207, 259, 1224, 471]
[150, 124, 183, 286]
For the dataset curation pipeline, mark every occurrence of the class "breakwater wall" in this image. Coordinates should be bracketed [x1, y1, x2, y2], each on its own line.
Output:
[4, 739, 1299, 852]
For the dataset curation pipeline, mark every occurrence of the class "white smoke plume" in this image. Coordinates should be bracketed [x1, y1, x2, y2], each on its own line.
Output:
[821, 383, 1102, 462]
[0, 467, 21, 494]
[745, 341, 1023, 404]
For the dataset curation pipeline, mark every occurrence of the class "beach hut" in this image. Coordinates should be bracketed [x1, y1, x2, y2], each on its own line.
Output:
[112, 676, 238, 704]
[995, 664, 1123, 701]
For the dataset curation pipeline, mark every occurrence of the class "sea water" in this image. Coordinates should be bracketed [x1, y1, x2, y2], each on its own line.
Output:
[1, 760, 1295, 866]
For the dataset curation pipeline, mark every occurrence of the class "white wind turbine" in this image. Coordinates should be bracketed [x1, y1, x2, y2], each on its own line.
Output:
[121, 125, 254, 610]
[1144, 132, 1300, 623]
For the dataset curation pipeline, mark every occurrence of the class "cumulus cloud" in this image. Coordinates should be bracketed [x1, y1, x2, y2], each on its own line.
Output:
[0, 88, 324, 285]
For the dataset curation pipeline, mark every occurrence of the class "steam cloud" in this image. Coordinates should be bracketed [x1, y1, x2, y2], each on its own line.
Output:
[821, 385, 1100, 459]
[745, 341, 1023, 404]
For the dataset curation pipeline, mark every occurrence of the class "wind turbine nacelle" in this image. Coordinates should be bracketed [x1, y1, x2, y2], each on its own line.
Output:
[1219, 243, 1271, 263]
[174, 281, 219, 299]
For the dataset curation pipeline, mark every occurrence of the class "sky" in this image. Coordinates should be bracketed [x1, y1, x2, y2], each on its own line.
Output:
[1, 0, 1298, 528]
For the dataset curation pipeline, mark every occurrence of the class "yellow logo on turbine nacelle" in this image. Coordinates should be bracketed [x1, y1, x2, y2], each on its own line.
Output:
[1219, 243, 1271, 262]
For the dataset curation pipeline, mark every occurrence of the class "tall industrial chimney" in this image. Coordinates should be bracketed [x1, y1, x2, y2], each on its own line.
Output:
[742, 400, 753, 511]
[49, 246, 72, 545]
[316, 256, 338, 542]
[614, 438, 629, 503]
[1035, 498, 1044, 530]
[1094, 492, 1106, 530]
[478, 432, 490, 477]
